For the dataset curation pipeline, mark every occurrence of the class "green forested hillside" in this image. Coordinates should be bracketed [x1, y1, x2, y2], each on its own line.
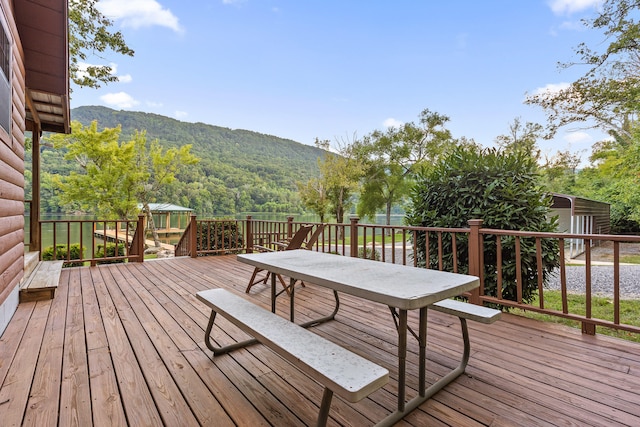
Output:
[35, 106, 325, 216]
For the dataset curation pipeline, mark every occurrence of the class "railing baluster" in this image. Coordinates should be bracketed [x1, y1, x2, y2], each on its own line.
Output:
[536, 237, 544, 309]
[515, 236, 522, 304]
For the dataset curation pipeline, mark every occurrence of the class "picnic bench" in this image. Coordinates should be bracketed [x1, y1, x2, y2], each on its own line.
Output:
[196, 288, 389, 427]
[237, 250, 501, 426]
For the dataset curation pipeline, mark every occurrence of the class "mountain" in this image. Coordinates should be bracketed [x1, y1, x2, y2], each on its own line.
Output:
[59, 106, 325, 215]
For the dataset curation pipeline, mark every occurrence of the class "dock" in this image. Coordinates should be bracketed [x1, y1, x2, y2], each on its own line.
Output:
[93, 229, 176, 251]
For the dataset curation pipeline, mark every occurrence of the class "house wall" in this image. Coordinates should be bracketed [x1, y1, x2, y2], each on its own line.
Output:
[0, 0, 26, 335]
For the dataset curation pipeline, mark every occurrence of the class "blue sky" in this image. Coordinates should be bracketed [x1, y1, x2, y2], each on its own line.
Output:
[71, 0, 608, 162]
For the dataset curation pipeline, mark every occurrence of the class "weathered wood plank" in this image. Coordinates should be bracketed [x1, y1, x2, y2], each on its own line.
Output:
[91, 265, 165, 426]
[0, 300, 35, 386]
[59, 268, 92, 427]
[1, 255, 639, 427]
[138, 260, 310, 426]
[98, 264, 201, 427]
[80, 266, 127, 426]
[110, 263, 235, 426]
[22, 263, 69, 426]
[0, 300, 52, 426]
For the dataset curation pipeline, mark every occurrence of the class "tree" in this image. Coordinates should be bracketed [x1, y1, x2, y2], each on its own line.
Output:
[299, 138, 362, 227]
[46, 121, 198, 247]
[525, 0, 640, 141]
[494, 118, 544, 161]
[297, 178, 329, 222]
[355, 109, 459, 226]
[574, 126, 640, 232]
[133, 131, 199, 246]
[538, 149, 583, 194]
[406, 146, 559, 306]
[69, 0, 135, 88]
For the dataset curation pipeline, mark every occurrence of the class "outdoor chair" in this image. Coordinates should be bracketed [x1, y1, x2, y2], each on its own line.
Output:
[245, 224, 313, 294]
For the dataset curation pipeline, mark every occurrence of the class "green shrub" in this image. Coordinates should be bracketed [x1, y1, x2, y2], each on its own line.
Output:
[358, 247, 381, 261]
[42, 244, 84, 267]
[406, 146, 560, 306]
[96, 243, 126, 264]
[196, 220, 244, 255]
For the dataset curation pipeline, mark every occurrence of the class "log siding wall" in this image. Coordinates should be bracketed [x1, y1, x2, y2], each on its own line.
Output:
[0, 0, 26, 326]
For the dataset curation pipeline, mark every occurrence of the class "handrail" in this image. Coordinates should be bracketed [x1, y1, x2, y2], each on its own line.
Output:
[247, 217, 640, 336]
[40, 213, 640, 336]
[38, 215, 145, 266]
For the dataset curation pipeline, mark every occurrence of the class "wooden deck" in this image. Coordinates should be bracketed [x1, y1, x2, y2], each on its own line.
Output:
[1, 255, 639, 426]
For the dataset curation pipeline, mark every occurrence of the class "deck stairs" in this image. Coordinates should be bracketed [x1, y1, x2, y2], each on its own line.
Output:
[19, 251, 63, 302]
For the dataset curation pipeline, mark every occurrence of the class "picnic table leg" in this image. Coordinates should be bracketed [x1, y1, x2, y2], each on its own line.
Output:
[299, 290, 340, 328]
[203, 310, 258, 355]
[290, 277, 295, 322]
[376, 311, 470, 427]
[419, 306, 427, 396]
[268, 272, 340, 328]
[397, 309, 408, 412]
[316, 388, 333, 427]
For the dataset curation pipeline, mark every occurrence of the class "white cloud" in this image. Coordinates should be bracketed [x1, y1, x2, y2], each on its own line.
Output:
[558, 20, 585, 31]
[548, 0, 601, 15]
[98, 0, 183, 33]
[100, 92, 140, 109]
[175, 110, 188, 119]
[531, 82, 571, 96]
[77, 61, 132, 84]
[563, 131, 592, 144]
[146, 101, 163, 108]
[383, 118, 403, 129]
[223, 0, 247, 5]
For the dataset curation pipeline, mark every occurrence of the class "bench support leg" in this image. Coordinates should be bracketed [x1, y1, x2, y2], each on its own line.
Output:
[376, 315, 470, 427]
[316, 388, 333, 427]
[204, 310, 258, 356]
[270, 274, 340, 328]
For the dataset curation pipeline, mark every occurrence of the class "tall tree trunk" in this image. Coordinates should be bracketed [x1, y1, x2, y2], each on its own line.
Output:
[143, 203, 162, 248]
[386, 200, 393, 236]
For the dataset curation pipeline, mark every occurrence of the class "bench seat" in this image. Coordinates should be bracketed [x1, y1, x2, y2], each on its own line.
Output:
[19, 260, 64, 302]
[196, 288, 388, 425]
[431, 298, 501, 324]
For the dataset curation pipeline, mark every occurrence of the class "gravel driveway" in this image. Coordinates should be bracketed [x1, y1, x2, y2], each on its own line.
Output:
[546, 264, 640, 299]
[370, 246, 640, 300]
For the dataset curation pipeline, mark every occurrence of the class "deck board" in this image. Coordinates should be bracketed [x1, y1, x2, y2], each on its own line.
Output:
[1, 255, 639, 426]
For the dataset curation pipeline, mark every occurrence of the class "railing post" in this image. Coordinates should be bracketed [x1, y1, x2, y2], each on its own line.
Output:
[246, 215, 254, 253]
[189, 215, 198, 258]
[287, 216, 294, 239]
[467, 219, 483, 305]
[136, 214, 145, 262]
[350, 216, 360, 258]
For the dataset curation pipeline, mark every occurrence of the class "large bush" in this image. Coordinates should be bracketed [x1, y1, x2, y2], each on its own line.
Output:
[406, 147, 559, 305]
[95, 243, 126, 264]
[42, 244, 84, 267]
[196, 220, 244, 255]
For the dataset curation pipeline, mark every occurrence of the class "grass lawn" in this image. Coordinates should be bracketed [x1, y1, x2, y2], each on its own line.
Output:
[340, 232, 410, 246]
[621, 254, 640, 264]
[511, 290, 640, 343]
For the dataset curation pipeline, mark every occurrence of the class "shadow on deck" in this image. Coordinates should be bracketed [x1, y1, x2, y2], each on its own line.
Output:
[1, 255, 639, 426]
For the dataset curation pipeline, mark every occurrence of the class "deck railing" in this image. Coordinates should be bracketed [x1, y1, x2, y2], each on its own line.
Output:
[174, 216, 245, 256]
[173, 215, 640, 336]
[36, 213, 640, 335]
[37, 215, 146, 266]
